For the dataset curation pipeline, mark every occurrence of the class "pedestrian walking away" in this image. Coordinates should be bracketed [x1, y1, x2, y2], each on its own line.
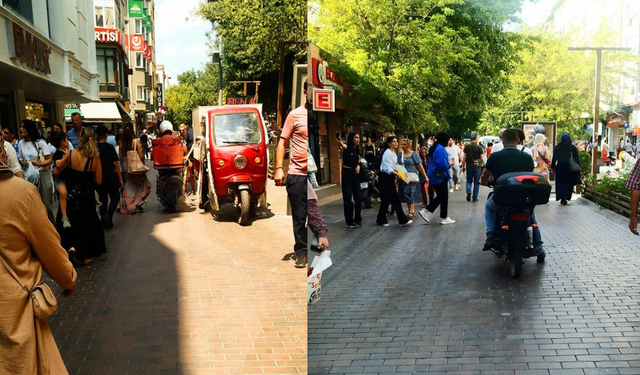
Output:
[398, 139, 427, 219]
[0, 145, 77, 375]
[419, 132, 455, 225]
[418, 146, 430, 207]
[376, 135, 412, 227]
[119, 126, 151, 214]
[275, 83, 308, 268]
[462, 132, 483, 202]
[340, 132, 363, 228]
[551, 133, 580, 205]
[54, 127, 107, 265]
[96, 125, 123, 229]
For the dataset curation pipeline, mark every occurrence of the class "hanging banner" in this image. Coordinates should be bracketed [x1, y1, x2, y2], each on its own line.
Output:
[129, 1, 144, 18]
[128, 35, 145, 52]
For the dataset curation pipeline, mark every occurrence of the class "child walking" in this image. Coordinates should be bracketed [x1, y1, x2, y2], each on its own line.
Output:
[50, 131, 71, 228]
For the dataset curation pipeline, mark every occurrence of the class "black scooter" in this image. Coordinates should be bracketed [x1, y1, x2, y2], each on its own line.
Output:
[484, 172, 551, 279]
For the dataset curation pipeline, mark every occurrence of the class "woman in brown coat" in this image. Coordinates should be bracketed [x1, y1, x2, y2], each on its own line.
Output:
[0, 141, 77, 374]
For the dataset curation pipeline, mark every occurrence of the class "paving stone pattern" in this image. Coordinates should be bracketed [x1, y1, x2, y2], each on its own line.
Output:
[309, 186, 640, 375]
[46, 177, 307, 375]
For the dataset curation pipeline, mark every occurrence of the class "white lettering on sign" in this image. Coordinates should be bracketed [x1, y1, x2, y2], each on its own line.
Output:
[95, 28, 121, 44]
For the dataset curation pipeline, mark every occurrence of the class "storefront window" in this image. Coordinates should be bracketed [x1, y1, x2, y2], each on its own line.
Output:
[2, 0, 33, 24]
[97, 48, 118, 93]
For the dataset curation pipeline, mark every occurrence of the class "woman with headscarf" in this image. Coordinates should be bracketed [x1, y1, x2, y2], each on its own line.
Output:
[551, 134, 580, 205]
[419, 132, 456, 225]
[531, 133, 552, 178]
[0, 140, 77, 375]
[375, 135, 412, 227]
[620, 151, 636, 174]
[341, 132, 363, 228]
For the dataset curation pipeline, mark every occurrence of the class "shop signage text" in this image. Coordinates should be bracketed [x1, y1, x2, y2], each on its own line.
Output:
[313, 89, 335, 112]
[95, 28, 121, 44]
[312, 58, 343, 89]
[227, 97, 257, 105]
[10, 23, 51, 74]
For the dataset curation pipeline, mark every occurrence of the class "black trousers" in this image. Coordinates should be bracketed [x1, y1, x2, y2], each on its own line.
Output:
[342, 169, 362, 225]
[376, 173, 408, 225]
[97, 183, 121, 219]
[286, 174, 307, 256]
[426, 180, 449, 219]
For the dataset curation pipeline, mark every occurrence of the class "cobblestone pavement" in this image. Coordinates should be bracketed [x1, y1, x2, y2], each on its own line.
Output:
[309, 184, 640, 375]
[47, 170, 307, 375]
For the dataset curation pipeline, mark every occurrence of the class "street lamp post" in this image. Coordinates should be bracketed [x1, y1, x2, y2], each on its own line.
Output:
[568, 47, 631, 179]
[211, 51, 223, 106]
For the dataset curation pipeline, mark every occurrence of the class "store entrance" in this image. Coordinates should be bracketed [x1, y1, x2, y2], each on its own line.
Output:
[309, 111, 331, 185]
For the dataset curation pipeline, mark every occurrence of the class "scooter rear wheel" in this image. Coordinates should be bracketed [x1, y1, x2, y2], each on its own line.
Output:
[508, 234, 525, 279]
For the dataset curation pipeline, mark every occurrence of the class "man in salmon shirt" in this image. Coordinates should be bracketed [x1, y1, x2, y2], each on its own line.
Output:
[275, 82, 309, 268]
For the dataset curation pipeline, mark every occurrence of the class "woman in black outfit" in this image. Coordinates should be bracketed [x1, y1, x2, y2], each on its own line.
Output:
[342, 132, 363, 228]
[376, 135, 411, 227]
[551, 133, 580, 205]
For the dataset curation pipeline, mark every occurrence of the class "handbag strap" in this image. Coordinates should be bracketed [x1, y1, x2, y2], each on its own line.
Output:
[0, 254, 29, 292]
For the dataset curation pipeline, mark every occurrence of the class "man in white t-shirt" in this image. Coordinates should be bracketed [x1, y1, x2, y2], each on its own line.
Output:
[490, 129, 505, 154]
[445, 138, 461, 192]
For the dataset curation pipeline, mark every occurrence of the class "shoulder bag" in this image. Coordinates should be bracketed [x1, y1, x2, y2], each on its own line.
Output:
[568, 157, 581, 172]
[127, 140, 149, 175]
[0, 256, 57, 319]
[400, 152, 420, 183]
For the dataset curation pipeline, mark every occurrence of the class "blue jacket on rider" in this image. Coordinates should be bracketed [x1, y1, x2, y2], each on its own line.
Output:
[427, 144, 451, 185]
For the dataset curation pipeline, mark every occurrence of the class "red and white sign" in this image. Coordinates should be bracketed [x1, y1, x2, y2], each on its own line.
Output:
[312, 58, 343, 92]
[313, 88, 335, 112]
[144, 42, 152, 62]
[127, 35, 145, 52]
[95, 28, 121, 44]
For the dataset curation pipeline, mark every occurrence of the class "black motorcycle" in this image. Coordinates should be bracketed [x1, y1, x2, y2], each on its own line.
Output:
[484, 172, 551, 279]
[157, 168, 184, 213]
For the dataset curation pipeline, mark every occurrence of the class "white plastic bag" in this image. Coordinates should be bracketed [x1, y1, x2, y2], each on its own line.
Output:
[308, 250, 332, 304]
[23, 161, 40, 185]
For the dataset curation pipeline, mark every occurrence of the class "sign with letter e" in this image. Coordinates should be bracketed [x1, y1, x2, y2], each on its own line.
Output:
[313, 88, 335, 112]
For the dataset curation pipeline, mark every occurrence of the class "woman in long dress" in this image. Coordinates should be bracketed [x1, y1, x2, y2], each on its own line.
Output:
[398, 139, 427, 219]
[551, 134, 580, 205]
[0, 141, 77, 375]
[119, 127, 151, 214]
[54, 127, 107, 265]
[531, 133, 552, 178]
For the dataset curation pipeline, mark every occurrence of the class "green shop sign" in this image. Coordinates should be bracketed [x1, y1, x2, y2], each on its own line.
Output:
[129, 1, 144, 18]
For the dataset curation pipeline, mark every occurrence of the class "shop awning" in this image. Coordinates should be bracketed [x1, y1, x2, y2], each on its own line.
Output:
[116, 101, 133, 121]
[78, 103, 122, 123]
[64, 108, 83, 120]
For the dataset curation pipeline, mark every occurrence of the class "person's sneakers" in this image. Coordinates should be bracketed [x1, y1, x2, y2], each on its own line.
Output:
[346, 224, 357, 229]
[449, 188, 454, 193]
[399, 220, 413, 227]
[418, 209, 431, 224]
[355, 222, 363, 227]
[455, 185, 460, 191]
[378, 223, 390, 227]
[533, 246, 545, 255]
[440, 217, 456, 225]
[466, 192, 471, 202]
[560, 198, 567, 206]
[483, 232, 495, 250]
[62, 216, 71, 229]
[295, 255, 307, 268]
[472, 197, 479, 202]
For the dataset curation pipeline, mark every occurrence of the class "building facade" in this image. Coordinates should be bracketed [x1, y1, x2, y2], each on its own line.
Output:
[126, 0, 156, 132]
[546, 0, 640, 148]
[0, 1, 99, 132]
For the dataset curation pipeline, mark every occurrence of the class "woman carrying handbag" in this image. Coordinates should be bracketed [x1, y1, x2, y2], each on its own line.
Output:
[118, 126, 151, 214]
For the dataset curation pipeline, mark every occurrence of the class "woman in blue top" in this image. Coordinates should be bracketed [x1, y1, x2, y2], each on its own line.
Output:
[419, 132, 456, 225]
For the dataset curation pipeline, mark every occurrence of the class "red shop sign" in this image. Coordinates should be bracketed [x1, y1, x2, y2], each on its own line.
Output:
[128, 35, 145, 52]
[11, 22, 51, 74]
[313, 88, 335, 112]
[95, 28, 121, 44]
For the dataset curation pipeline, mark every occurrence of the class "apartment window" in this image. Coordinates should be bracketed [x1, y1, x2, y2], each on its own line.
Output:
[134, 19, 143, 34]
[146, 89, 151, 104]
[2, 0, 34, 24]
[97, 48, 119, 93]
[135, 52, 146, 69]
[136, 85, 146, 102]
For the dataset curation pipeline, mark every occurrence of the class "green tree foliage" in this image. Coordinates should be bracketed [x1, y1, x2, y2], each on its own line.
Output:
[479, 26, 637, 140]
[164, 66, 223, 125]
[310, 0, 524, 134]
[197, 0, 306, 79]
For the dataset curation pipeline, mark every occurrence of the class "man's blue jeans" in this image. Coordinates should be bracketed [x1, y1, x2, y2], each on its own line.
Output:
[485, 195, 543, 247]
[466, 166, 482, 199]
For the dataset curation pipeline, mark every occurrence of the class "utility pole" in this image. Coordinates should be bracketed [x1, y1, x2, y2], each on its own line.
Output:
[568, 47, 630, 179]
